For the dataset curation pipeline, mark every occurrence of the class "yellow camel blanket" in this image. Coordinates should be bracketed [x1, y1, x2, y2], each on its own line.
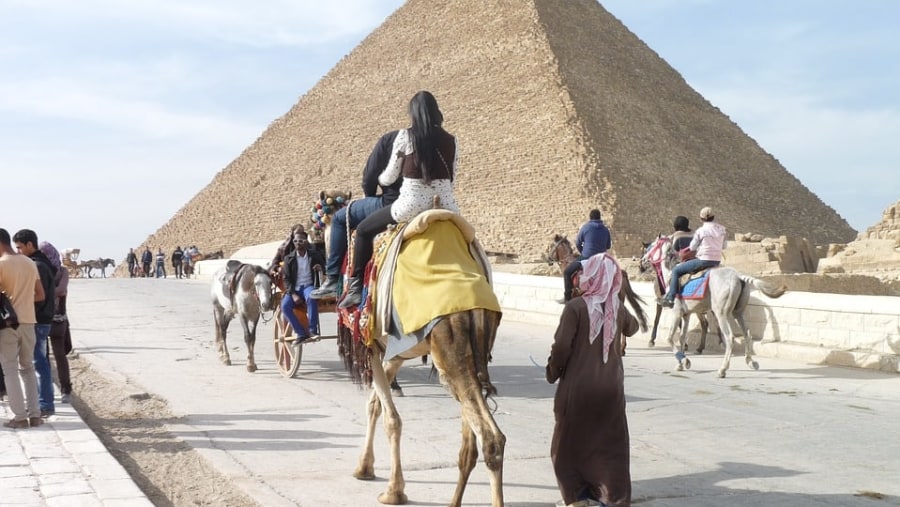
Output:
[391, 217, 501, 335]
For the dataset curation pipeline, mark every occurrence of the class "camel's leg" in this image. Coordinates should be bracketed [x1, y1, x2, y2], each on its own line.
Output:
[696, 313, 710, 354]
[213, 305, 231, 366]
[385, 357, 404, 397]
[353, 388, 380, 481]
[370, 355, 407, 505]
[449, 420, 478, 507]
[429, 312, 505, 507]
[242, 317, 258, 372]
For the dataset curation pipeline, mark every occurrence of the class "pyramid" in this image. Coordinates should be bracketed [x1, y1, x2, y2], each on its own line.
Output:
[137, 0, 856, 265]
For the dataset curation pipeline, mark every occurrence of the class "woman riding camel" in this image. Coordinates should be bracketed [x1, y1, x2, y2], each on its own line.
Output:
[340, 91, 459, 308]
[659, 207, 727, 308]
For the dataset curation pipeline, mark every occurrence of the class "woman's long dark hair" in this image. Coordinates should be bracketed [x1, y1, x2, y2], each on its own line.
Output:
[407, 90, 444, 184]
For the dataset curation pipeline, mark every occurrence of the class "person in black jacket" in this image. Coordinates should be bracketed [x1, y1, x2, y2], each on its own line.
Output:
[281, 229, 325, 342]
[126, 248, 138, 278]
[171, 246, 184, 279]
[311, 130, 402, 299]
[13, 229, 56, 417]
[141, 247, 152, 277]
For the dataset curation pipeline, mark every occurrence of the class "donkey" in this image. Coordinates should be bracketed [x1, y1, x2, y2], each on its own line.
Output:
[646, 237, 787, 377]
[210, 262, 275, 372]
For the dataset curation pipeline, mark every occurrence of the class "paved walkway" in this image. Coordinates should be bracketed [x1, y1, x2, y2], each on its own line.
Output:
[4, 277, 900, 507]
[0, 396, 151, 506]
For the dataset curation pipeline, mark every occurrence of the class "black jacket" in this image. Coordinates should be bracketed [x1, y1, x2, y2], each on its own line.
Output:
[361, 130, 402, 205]
[29, 251, 56, 324]
[283, 246, 325, 294]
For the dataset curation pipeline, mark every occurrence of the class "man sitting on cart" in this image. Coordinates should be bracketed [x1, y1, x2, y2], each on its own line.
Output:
[281, 227, 325, 344]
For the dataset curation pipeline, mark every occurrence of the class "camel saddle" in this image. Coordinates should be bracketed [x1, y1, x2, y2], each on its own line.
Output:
[357, 210, 501, 356]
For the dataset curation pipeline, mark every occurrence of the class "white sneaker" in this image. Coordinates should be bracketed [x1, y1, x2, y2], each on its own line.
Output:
[60, 393, 72, 404]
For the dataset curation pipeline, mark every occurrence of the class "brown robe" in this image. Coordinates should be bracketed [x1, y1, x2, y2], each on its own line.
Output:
[546, 297, 639, 507]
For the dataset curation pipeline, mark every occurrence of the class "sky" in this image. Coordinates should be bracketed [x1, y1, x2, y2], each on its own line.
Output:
[1, 0, 898, 261]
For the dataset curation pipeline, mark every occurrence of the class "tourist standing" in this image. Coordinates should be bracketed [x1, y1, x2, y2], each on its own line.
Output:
[0, 227, 44, 428]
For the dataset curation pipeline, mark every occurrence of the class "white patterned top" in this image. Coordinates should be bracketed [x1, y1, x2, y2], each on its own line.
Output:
[378, 129, 459, 222]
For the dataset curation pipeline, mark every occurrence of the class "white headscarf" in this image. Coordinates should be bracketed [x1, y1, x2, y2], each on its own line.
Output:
[578, 253, 622, 363]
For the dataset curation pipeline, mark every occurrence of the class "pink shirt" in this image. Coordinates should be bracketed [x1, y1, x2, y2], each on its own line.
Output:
[690, 222, 727, 262]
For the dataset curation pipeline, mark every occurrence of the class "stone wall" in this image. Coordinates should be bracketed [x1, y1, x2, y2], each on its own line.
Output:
[491, 272, 900, 373]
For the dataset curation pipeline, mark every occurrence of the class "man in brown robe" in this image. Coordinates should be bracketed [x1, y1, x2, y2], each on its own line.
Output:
[547, 254, 640, 507]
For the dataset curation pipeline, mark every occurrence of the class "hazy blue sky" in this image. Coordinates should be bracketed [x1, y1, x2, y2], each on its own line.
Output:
[2, 0, 897, 261]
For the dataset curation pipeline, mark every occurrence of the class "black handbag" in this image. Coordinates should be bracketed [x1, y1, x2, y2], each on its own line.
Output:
[0, 291, 19, 330]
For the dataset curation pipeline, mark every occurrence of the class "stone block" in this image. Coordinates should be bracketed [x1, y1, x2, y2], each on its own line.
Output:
[817, 327, 851, 348]
[800, 309, 831, 327]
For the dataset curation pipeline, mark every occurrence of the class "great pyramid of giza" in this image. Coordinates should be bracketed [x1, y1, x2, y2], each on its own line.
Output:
[138, 0, 855, 264]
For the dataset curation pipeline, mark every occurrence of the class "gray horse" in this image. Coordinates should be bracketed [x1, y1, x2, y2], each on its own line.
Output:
[81, 257, 115, 278]
[649, 237, 787, 378]
[210, 262, 275, 372]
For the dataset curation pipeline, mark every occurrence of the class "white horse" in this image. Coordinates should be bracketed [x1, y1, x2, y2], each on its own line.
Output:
[639, 236, 713, 352]
[646, 236, 787, 378]
[210, 262, 275, 372]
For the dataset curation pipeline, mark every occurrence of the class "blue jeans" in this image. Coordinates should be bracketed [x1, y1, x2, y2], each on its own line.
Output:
[326, 196, 384, 277]
[281, 286, 318, 337]
[33, 323, 54, 412]
[155, 263, 166, 278]
[665, 259, 721, 300]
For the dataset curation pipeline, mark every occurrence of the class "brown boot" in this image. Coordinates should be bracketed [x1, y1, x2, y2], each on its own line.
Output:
[29, 417, 44, 427]
[3, 418, 29, 429]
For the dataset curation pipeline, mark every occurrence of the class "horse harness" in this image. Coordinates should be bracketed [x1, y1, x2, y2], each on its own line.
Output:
[225, 261, 259, 306]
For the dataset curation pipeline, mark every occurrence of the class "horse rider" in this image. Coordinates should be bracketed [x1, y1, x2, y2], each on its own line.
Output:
[671, 215, 693, 252]
[310, 129, 403, 300]
[281, 227, 325, 343]
[559, 209, 611, 303]
[659, 207, 727, 308]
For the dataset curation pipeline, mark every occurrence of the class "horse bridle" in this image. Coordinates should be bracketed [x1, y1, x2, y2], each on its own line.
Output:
[232, 264, 276, 323]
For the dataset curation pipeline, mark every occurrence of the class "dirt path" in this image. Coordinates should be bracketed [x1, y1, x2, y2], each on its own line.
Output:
[68, 354, 259, 507]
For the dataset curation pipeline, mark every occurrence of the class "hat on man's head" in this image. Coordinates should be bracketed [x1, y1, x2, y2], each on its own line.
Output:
[673, 216, 691, 232]
[699, 207, 714, 220]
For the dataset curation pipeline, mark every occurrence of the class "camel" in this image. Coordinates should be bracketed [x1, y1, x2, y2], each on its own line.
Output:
[343, 212, 505, 506]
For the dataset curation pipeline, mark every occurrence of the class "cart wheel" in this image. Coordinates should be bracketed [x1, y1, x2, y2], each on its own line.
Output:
[273, 308, 302, 378]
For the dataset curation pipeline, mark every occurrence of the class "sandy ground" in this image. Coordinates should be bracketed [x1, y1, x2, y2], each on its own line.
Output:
[68, 353, 259, 507]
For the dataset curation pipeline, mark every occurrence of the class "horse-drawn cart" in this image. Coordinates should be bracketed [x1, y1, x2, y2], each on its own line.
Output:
[62, 248, 82, 278]
[271, 273, 345, 378]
